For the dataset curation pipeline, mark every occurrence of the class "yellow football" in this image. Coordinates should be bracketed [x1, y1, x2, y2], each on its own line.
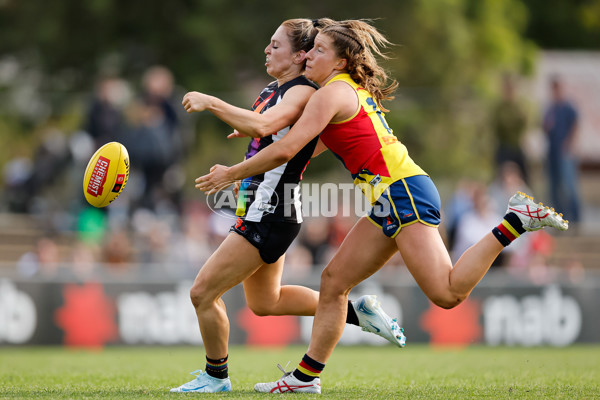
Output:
[83, 142, 130, 208]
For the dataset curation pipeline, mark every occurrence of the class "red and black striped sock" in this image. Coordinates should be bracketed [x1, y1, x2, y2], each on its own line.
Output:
[292, 354, 325, 382]
[205, 355, 228, 379]
[492, 212, 526, 247]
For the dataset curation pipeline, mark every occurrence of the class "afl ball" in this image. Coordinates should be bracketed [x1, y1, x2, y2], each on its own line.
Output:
[83, 142, 130, 208]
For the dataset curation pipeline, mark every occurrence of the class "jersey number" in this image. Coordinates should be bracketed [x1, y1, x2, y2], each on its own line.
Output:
[366, 97, 395, 139]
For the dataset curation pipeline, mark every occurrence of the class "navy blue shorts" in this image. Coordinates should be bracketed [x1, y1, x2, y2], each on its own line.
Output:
[367, 175, 441, 238]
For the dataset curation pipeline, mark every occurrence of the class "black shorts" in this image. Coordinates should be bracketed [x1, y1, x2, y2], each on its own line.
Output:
[230, 218, 301, 264]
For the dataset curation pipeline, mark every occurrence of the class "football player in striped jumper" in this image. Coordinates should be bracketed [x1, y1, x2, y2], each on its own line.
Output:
[171, 18, 404, 394]
[196, 19, 569, 393]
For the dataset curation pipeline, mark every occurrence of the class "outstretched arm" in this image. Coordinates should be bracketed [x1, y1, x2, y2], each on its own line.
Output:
[195, 85, 345, 193]
[182, 85, 315, 138]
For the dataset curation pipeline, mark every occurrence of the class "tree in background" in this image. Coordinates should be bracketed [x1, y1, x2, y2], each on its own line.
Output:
[1, 0, 598, 190]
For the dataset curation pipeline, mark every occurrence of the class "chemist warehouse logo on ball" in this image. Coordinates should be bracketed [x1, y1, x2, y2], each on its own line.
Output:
[206, 182, 391, 219]
[86, 156, 110, 197]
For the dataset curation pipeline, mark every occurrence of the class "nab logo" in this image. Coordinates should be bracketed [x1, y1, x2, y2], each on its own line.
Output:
[0, 280, 37, 344]
[483, 285, 582, 346]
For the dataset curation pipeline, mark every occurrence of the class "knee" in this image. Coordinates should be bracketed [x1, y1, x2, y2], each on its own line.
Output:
[246, 297, 273, 317]
[319, 268, 351, 300]
[428, 292, 466, 310]
[189, 281, 215, 309]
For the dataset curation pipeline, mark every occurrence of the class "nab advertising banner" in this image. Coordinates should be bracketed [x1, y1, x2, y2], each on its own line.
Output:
[1, 275, 598, 347]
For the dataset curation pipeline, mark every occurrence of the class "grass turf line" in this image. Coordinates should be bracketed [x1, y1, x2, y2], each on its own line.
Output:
[0, 345, 598, 399]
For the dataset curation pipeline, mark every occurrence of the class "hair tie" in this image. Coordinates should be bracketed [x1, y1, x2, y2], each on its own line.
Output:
[312, 19, 320, 28]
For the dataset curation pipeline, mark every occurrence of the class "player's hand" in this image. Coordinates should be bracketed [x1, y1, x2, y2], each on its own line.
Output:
[182, 92, 213, 113]
[195, 164, 234, 194]
[233, 180, 241, 198]
[227, 129, 248, 139]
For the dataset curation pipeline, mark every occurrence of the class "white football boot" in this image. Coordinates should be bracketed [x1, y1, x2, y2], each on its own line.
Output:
[353, 295, 406, 348]
[254, 364, 321, 394]
[170, 370, 232, 393]
[507, 192, 569, 232]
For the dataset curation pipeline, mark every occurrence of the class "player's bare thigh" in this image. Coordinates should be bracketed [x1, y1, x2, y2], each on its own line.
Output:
[320, 217, 398, 295]
[192, 232, 265, 302]
[394, 222, 454, 302]
[243, 256, 284, 308]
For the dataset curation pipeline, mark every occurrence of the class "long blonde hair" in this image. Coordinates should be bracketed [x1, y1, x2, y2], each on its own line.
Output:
[320, 19, 398, 111]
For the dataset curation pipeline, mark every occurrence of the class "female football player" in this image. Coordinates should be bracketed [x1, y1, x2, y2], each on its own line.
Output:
[170, 18, 404, 394]
[196, 19, 569, 393]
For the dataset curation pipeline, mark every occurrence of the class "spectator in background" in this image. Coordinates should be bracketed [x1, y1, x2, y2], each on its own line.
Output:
[126, 66, 184, 213]
[25, 127, 72, 214]
[543, 76, 581, 226]
[85, 76, 129, 149]
[126, 98, 174, 210]
[69, 239, 99, 281]
[487, 162, 534, 268]
[167, 204, 214, 278]
[488, 161, 532, 217]
[102, 228, 134, 274]
[491, 74, 528, 182]
[298, 217, 332, 266]
[17, 236, 61, 278]
[141, 66, 180, 142]
[2, 155, 33, 213]
[443, 179, 477, 251]
[451, 182, 502, 265]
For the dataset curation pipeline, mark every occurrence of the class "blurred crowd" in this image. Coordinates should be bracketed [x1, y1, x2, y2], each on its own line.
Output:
[1, 70, 586, 284]
[3, 66, 190, 215]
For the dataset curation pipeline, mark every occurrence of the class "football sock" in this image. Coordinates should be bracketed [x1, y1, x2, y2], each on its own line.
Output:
[346, 300, 359, 326]
[292, 354, 325, 382]
[205, 355, 228, 379]
[492, 212, 526, 247]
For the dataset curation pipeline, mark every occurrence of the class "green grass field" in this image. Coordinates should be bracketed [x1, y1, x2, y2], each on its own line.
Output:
[1, 345, 598, 399]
